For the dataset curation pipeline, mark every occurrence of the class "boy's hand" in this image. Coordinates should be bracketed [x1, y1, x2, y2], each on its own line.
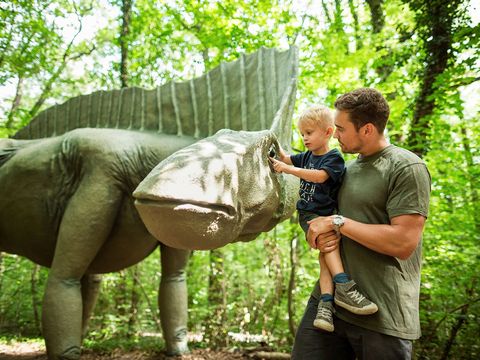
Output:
[269, 157, 288, 173]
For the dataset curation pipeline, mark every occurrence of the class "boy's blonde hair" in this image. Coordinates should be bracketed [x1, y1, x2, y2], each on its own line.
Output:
[298, 105, 334, 129]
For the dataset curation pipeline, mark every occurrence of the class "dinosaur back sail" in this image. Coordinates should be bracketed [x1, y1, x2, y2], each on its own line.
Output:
[14, 47, 298, 140]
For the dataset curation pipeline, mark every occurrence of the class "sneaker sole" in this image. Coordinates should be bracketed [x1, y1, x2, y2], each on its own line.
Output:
[334, 299, 378, 315]
[313, 319, 334, 332]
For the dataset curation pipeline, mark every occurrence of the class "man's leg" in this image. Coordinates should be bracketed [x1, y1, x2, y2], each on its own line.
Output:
[292, 296, 355, 360]
[339, 317, 413, 360]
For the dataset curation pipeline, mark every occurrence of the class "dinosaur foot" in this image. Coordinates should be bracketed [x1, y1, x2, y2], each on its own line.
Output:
[166, 340, 190, 357]
[57, 346, 81, 360]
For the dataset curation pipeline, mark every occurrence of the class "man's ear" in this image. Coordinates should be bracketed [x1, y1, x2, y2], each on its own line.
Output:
[363, 123, 375, 136]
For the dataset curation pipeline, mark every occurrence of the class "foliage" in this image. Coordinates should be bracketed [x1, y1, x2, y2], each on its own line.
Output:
[0, 0, 479, 358]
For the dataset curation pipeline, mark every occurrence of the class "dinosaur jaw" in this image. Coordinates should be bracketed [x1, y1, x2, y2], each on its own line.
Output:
[135, 198, 238, 250]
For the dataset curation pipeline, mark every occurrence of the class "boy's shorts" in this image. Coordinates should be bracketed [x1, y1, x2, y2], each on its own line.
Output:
[298, 211, 321, 234]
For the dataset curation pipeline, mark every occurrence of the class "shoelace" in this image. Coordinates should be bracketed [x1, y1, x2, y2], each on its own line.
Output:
[347, 289, 366, 304]
[317, 306, 332, 321]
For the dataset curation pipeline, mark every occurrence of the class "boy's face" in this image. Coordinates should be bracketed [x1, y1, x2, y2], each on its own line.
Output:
[298, 121, 331, 153]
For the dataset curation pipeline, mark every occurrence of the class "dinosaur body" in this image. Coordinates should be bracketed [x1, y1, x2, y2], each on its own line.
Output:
[0, 129, 196, 270]
[0, 47, 298, 359]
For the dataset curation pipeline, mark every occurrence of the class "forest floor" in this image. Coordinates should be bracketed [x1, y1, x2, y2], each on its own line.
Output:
[0, 341, 290, 360]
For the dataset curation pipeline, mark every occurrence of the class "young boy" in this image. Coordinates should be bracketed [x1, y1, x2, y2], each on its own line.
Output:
[269, 105, 378, 332]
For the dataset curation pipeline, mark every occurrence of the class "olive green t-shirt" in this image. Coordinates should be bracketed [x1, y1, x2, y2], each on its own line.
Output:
[312, 145, 431, 340]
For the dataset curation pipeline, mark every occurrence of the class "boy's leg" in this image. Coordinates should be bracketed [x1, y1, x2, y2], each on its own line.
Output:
[323, 242, 378, 315]
[323, 246, 345, 278]
[319, 252, 334, 295]
[314, 253, 335, 331]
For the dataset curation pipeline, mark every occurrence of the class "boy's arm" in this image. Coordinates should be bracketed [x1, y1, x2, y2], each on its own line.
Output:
[278, 146, 293, 165]
[269, 157, 330, 183]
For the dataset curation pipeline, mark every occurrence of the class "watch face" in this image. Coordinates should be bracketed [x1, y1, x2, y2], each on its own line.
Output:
[333, 216, 343, 226]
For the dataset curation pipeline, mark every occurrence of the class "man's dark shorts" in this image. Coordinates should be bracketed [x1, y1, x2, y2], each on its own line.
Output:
[292, 296, 413, 360]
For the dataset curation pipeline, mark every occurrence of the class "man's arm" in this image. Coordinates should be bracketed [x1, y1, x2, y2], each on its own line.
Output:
[307, 214, 426, 260]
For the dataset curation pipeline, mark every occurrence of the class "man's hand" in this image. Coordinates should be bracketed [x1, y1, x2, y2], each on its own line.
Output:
[307, 216, 340, 252]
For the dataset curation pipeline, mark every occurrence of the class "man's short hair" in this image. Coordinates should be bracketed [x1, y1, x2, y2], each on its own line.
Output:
[334, 88, 390, 133]
[298, 105, 334, 129]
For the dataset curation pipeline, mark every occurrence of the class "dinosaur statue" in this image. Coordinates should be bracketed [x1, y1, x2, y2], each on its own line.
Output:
[0, 47, 298, 360]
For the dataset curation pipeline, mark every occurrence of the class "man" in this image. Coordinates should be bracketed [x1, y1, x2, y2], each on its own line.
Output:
[291, 88, 431, 359]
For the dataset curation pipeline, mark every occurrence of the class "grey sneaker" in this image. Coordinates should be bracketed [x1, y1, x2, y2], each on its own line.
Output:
[313, 300, 335, 332]
[335, 280, 378, 315]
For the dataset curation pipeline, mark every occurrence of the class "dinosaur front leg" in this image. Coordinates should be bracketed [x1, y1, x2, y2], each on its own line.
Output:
[42, 176, 122, 360]
[159, 244, 191, 355]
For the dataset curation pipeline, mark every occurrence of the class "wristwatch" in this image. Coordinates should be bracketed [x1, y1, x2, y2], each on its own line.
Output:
[332, 215, 345, 232]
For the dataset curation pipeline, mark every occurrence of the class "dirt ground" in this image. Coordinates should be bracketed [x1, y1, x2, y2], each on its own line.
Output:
[0, 342, 290, 360]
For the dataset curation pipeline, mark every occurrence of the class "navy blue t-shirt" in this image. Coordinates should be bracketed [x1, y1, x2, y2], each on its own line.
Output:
[290, 148, 345, 216]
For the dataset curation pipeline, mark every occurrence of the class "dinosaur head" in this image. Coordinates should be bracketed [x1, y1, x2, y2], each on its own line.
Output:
[133, 129, 298, 250]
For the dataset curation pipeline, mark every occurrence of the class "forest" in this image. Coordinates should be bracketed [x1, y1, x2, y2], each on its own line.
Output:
[0, 0, 479, 359]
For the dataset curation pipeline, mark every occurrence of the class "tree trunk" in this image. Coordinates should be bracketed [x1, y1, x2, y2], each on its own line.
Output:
[5, 76, 24, 129]
[28, 64, 67, 119]
[287, 227, 299, 338]
[439, 303, 469, 360]
[201, 46, 227, 347]
[365, 0, 385, 34]
[365, 0, 398, 86]
[332, 0, 348, 54]
[131, 266, 162, 331]
[0, 252, 3, 294]
[348, 0, 361, 49]
[115, 270, 129, 335]
[120, 0, 132, 88]
[406, 0, 461, 157]
[333, 0, 344, 30]
[28, 6, 93, 120]
[128, 265, 141, 336]
[440, 280, 476, 360]
[31, 263, 41, 334]
[460, 124, 480, 233]
[205, 248, 228, 348]
[321, 0, 332, 24]
[202, 48, 211, 72]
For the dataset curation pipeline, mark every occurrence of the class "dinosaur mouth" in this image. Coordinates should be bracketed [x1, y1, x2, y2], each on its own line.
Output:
[134, 198, 238, 250]
[135, 198, 235, 217]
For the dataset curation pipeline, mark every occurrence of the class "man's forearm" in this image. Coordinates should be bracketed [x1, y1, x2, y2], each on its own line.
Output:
[339, 215, 426, 260]
[307, 214, 426, 260]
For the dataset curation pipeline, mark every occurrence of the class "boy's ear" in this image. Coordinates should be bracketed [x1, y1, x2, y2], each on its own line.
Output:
[325, 126, 334, 136]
